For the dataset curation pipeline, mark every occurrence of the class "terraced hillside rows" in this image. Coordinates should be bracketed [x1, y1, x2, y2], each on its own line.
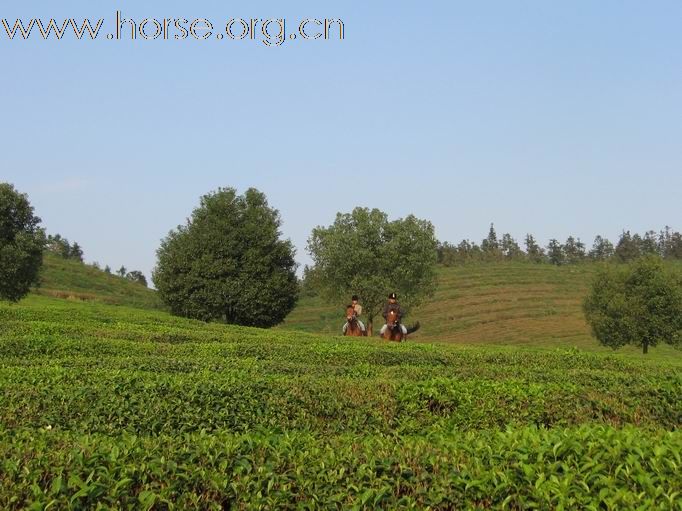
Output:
[37, 256, 679, 357]
[1, 296, 681, 509]
[285, 262, 682, 357]
[284, 263, 596, 346]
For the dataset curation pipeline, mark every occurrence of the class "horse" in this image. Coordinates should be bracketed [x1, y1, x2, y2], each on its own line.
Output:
[382, 309, 420, 342]
[344, 305, 367, 337]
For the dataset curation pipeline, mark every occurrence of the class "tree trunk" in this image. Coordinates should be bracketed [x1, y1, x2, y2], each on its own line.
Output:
[643, 342, 648, 355]
[367, 316, 373, 337]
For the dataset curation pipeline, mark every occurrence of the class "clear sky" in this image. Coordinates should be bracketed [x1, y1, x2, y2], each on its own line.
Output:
[2, 1, 681, 280]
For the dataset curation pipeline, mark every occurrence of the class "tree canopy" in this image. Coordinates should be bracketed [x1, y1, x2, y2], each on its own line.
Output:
[153, 187, 298, 327]
[307, 207, 438, 327]
[0, 183, 46, 302]
[583, 256, 682, 354]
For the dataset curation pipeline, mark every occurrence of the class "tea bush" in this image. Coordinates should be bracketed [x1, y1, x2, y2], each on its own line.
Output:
[1, 296, 680, 508]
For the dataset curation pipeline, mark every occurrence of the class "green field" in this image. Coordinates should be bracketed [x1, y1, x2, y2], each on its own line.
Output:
[1, 291, 681, 509]
[283, 262, 682, 361]
[283, 263, 596, 343]
[0, 258, 680, 508]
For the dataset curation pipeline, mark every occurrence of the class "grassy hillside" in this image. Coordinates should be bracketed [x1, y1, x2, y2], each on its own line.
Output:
[1, 295, 681, 508]
[283, 263, 594, 342]
[34, 252, 162, 310]
[282, 261, 682, 357]
[35, 255, 681, 360]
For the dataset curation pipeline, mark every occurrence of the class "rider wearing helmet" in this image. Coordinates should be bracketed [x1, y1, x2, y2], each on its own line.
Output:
[380, 292, 407, 336]
[342, 295, 366, 333]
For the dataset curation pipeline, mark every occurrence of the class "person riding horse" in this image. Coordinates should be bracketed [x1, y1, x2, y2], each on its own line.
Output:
[342, 295, 366, 335]
[380, 292, 408, 338]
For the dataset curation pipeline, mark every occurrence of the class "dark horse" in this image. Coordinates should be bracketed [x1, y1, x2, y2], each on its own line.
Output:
[382, 309, 420, 342]
[344, 305, 367, 337]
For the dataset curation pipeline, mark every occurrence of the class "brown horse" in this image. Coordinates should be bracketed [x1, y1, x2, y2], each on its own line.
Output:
[344, 305, 367, 337]
[382, 309, 420, 342]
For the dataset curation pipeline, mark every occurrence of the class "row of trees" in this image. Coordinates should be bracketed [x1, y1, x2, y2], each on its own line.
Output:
[90, 263, 148, 287]
[152, 189, 439, 330]
[118, 268, 148, 287]
[46, 234, 84, 262]
[151, 189, 679, 354]
[438, 224, 682, 266]
[2, 182, 680, 356]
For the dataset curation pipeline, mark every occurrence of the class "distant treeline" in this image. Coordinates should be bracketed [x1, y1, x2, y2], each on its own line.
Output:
[46, 233, 148, 287]
[438, 225, 682, 266]
[46, 234, 84, 262]
[92, 263, 148, 287]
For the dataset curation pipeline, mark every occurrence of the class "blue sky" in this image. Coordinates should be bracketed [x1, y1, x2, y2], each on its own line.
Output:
[2, 1, 681, 280]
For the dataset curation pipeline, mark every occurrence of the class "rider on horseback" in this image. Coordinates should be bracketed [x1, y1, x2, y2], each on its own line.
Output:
[342, 295, 366, 334]
[380, 292, 408, 336]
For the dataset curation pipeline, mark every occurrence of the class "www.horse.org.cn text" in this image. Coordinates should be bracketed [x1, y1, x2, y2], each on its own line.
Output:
[1, 12, 345, 46]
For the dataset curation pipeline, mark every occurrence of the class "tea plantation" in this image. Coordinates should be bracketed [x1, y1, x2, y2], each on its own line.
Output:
[284, 261, 682, 360]
[1, 294, 681, 509]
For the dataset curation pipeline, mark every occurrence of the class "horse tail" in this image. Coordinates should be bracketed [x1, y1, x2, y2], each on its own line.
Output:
[407, 322, 421, 334]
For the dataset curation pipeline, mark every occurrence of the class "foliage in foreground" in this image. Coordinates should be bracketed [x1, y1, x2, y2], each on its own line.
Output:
[1, 425, 680, 510]
[2, 297, 681, 437]
[1, 296, 681, 509]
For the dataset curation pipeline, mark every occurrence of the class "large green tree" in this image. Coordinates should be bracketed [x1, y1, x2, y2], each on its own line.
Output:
[583, 256, 682, 354]
[153, 187, 299, 327]
[307, 207, 438, 330]
[0, 183, 46, 302]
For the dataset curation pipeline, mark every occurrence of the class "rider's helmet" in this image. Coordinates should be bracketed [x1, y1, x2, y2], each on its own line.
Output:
[352, 295, 359, 302]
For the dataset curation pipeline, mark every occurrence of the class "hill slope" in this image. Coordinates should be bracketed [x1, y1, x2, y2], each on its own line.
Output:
[34, 252, 162, 310]
[0, 295, 680, 508]
[34, 255, 681, 358]
[282, 262, 682, 356]
[283, 263, 596, 342]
